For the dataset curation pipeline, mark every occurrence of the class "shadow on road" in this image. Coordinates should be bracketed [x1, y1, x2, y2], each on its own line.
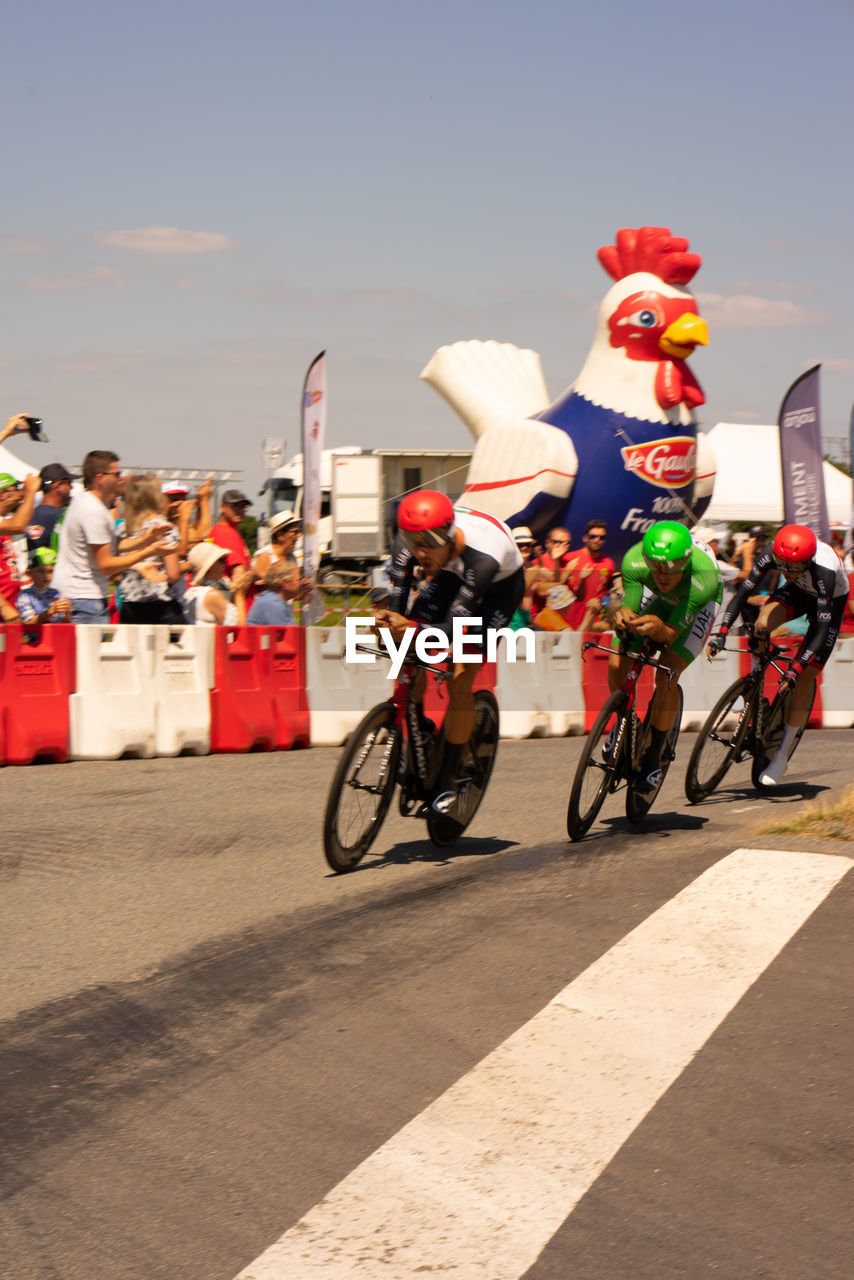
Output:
[339, 836, 518, 873]
[686, 781, 831, 807]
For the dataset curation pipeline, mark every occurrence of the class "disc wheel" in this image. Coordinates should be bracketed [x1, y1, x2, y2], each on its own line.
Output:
[751, 682, 817, 789]
[626, 686, 684, 823]
[323, 703, 401, 872]
[685, 677, 754, 803]
[566, 691, 627, 842]
[426, 691, 500, 847]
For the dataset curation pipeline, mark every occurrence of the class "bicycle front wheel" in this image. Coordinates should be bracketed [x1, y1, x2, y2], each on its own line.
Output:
[751, 682, 817, 789]
[685, 677, 754, 803]
[567, 691, 627, 842]
[426, 691, 500, 847]
[323, 703, 401, 873]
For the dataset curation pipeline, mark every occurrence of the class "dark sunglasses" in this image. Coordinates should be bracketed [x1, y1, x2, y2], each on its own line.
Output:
[401, 526, 452, 550]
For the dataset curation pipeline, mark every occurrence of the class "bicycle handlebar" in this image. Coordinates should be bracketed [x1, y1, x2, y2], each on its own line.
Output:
[581, 638, 679, 684]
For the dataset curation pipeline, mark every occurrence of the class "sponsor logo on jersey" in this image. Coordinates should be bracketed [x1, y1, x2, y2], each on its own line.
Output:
[620, 436, 697, 490]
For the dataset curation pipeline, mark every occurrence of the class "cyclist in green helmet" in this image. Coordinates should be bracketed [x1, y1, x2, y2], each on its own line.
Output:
[608, 521, 723, 796]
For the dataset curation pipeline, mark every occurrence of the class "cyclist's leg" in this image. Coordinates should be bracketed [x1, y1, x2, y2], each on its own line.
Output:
[638, 601, 715, 791]
[431, 661, 479, 811]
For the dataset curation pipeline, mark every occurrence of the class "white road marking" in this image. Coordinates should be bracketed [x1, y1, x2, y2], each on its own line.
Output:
[235, 848, 851, 1280]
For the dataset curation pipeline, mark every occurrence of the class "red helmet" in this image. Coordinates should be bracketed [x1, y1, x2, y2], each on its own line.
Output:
[397, 490, 455, 548]
[772, 524, 817, 570]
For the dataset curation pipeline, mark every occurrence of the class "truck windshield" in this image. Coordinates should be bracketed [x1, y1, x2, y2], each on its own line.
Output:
[268, 481, 298, 520]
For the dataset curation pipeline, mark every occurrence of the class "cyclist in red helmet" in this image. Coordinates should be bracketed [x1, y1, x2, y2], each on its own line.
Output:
[375, 489, 525, 816]
[709, 523, 849, 784]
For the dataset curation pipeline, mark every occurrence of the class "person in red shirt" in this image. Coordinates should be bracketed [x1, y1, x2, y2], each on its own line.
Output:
[210, 487, 256, 609]
[564, 519, 616, 630]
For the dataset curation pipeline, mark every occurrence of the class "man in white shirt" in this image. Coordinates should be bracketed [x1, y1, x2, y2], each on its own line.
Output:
[54, 450, 172, 623]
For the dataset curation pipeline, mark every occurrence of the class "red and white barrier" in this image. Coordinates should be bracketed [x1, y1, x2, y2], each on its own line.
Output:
[0, 623, 852, 765]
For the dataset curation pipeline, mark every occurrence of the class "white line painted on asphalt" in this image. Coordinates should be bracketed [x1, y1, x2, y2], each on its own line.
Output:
[235, 848, 851, 1280]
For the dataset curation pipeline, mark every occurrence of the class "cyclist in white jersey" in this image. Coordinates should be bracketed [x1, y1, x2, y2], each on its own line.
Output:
[376, 490, 524, 814]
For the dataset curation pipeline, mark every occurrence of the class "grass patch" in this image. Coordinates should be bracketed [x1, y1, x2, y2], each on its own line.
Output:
[758, 786, 854, 842]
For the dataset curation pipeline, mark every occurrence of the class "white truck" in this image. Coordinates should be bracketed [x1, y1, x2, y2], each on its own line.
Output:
[262, 446, 473, 581]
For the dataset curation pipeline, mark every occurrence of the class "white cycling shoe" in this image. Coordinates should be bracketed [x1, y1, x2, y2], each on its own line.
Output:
[759, 750, 789, 787]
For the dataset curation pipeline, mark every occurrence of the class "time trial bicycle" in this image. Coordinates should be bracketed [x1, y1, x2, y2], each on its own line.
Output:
[566, 639, 683, 842]
[684, 634, 817, 803]
[322, 647, 500, 873]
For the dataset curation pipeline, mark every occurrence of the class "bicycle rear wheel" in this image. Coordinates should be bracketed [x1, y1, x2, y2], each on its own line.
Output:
[566, 691, 627, 842]
[323, 703, 401, 872]
[427, 691, 500, 847]
[684, 677, 754, 803]
[751, 682, 817, 789]
[626, 686, 684, 823]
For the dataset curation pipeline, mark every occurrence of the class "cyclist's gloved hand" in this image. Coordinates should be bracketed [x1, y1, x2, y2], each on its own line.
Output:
[778, 663, 803, 695]
[707, 631, 726, 657]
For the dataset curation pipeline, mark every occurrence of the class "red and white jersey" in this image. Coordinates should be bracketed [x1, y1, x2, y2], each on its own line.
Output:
[389, 506, 523, 635]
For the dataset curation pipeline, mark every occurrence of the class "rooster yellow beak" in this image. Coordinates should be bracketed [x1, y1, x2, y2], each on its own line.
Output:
[659, 314, 709, 359]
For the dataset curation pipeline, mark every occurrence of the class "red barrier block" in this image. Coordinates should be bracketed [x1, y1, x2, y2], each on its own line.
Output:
[261, 626, 310, 750]
[737, 636, 823, 727]
[209, 627, 276, 753]
[0, 623, 76, 765]
[580, 632, 655, 731]
[422, 662, 497, 731]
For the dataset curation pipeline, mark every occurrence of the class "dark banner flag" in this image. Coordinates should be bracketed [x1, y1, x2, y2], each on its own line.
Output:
[777, 364, 830, 541]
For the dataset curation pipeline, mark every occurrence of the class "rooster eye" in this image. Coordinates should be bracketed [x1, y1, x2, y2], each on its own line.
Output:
[634, 309, 657, 327]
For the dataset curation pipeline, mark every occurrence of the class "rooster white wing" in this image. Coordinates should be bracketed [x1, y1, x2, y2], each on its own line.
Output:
[420, 339, 577, 520]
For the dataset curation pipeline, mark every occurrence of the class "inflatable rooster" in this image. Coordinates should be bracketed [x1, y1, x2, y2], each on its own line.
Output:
[421, 226, 716, 563]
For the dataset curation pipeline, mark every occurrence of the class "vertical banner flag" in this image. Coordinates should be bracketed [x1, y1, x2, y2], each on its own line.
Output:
[301, 350, 327, 624]
[847, 401, 854, 554]
[778, 364, 830, 541]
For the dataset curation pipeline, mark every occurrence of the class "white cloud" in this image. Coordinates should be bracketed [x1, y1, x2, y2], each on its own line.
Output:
[22, 266, 127, 290]
[96, 226, 233, 254]
[695, 292, 832, 329]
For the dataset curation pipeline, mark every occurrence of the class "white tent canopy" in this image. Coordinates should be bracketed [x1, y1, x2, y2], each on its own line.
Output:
[702, 422, 853, 526]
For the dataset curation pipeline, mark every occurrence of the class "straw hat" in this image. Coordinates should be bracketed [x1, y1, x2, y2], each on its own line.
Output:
[188, 542, 230, 585]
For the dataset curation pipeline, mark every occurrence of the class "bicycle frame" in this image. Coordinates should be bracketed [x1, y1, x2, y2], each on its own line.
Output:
[582, 639, 677, 780]
[355, 644, 452, 798]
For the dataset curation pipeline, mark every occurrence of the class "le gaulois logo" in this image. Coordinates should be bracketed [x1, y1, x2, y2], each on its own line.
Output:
[620, 436, 697, 490]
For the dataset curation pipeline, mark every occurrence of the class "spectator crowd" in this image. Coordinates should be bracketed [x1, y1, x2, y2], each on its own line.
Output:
[1, 412, 852, 636]
[0, 414, 314, 628]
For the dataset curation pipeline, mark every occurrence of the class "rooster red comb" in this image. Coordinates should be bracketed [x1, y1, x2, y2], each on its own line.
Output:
[597, 226, 701, 286]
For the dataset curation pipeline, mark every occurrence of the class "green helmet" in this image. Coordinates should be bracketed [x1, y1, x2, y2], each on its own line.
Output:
[642, 521, 692, 572]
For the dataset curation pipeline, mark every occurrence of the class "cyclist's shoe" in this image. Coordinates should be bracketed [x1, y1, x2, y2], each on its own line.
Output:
[759, 750, 789, 786]
[635, 751, 664, 798]
[431, 787, 461, 816]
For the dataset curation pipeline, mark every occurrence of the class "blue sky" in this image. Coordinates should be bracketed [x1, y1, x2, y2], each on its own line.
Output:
[3, 0, 854, 499]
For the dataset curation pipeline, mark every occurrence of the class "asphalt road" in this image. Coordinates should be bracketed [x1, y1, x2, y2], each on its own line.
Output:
[1, 730, 852, 1279]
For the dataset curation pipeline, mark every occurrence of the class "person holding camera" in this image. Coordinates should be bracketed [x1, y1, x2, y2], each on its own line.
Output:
[0, 471, 41, 609]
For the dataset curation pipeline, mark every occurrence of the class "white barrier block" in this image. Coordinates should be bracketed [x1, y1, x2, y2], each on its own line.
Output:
[69, 626, 157, 760]
[544, 631, 586, 737]
[306, 626, 393, 746]
[150, 626, 215, 755]
[679, 646, 740, 732]
[820, 633, 854, 728]
[494, 631, 551, 738]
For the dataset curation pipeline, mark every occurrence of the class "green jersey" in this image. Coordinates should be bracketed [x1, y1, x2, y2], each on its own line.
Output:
[618, 538, 723, 663]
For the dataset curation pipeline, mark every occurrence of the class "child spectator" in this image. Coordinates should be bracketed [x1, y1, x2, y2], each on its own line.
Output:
[16, 548, 72, 623]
